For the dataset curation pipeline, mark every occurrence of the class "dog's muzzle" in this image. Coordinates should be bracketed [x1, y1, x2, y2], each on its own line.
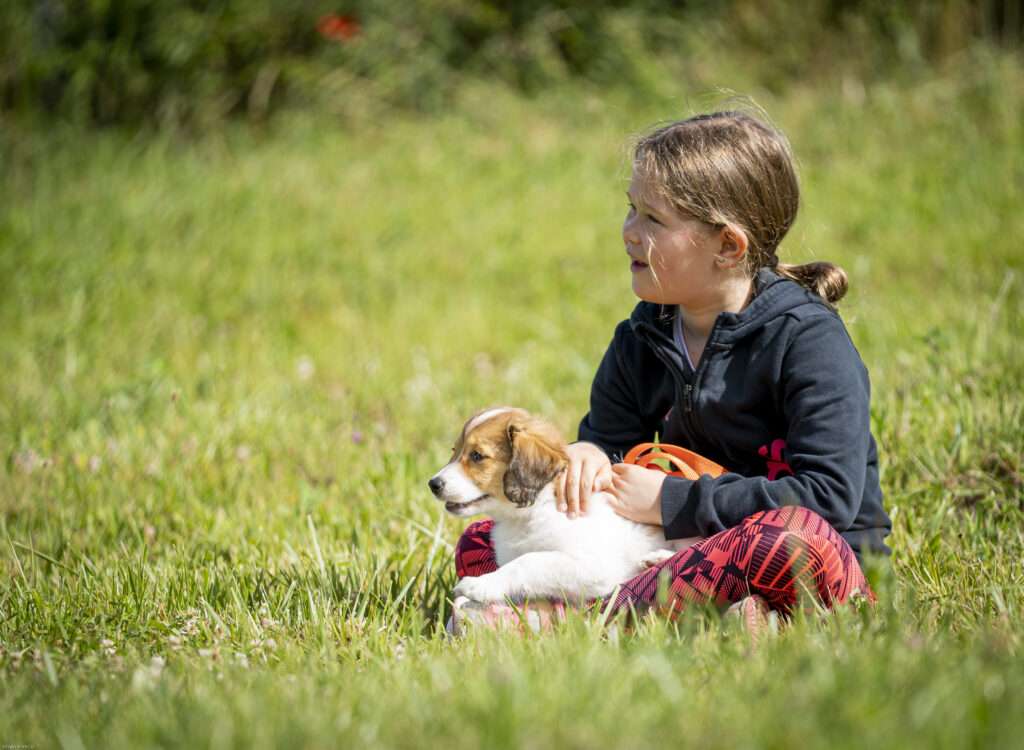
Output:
[441, 495, 489, 516]
[428, 475, 489, 515]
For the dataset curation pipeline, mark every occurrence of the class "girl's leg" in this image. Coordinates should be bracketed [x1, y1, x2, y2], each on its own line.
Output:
[451, 519, 564, 634]
[454, 519, 499, 578]
[607, 505, 874, 618]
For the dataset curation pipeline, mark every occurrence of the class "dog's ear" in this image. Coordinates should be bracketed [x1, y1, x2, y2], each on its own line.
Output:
[503, 417, 568, 507]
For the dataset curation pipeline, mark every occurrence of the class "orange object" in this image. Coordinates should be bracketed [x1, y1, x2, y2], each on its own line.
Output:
[622, 443, 727, 480]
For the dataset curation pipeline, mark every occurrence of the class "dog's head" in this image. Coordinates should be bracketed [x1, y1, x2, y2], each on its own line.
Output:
[428, 407, 568, 517]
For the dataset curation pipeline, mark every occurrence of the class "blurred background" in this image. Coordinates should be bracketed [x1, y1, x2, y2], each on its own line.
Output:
[1, 0, 1021, 510]
[2, 0, 1022, 498]
[2, 0, 1022, 128]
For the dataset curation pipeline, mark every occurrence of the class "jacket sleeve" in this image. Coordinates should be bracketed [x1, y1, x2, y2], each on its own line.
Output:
[577, 321, 655, 460]
[660, 312, 871, 539]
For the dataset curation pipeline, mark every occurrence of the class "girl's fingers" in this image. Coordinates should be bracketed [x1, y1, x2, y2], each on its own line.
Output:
[558, 445, 613, 517]
[562, 468, 574, 513]
[579, 462, 598, 513]
[593, 464, 613, 492]
[565, 464, 581, 516]
[554, 468, 567, 510]
[605, 493, 634, 521]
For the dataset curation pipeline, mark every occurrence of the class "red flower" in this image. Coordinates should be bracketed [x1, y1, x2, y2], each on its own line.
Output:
[317, 13, 360, 42]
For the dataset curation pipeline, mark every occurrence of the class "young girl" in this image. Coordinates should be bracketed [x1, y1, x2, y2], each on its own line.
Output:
[452, 110, 891, 629]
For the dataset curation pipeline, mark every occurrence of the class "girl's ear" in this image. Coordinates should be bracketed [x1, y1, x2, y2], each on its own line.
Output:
[715, 224, 749, 269]
[503, 418, 568, 508]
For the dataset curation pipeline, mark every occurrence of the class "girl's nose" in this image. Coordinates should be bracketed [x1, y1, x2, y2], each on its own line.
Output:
[622, 214, 639, 245]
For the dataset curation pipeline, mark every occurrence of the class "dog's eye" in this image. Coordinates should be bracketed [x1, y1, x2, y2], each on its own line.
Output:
[469, 450, 485, 463]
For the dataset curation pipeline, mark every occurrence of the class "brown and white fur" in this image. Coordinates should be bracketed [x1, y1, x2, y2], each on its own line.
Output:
[428, 407, 698, 604]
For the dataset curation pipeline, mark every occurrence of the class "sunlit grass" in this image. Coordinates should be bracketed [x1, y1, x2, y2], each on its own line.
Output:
[1, 52, 1022, 748]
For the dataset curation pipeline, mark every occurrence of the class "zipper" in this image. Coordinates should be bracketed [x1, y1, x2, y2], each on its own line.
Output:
[635, 320, 698, 437]
[636, 316, 723, 444]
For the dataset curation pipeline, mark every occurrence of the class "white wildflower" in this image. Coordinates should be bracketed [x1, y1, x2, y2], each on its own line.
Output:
[296, 356, 316, 382]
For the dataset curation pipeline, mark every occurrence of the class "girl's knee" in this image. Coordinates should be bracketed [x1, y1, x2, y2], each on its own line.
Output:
[780, 528, 840, 569]
[751, 526, 855, 607]
[454, 518, 498, 579]
[747, 505, 830, 530]
[460, 519, 494, 540]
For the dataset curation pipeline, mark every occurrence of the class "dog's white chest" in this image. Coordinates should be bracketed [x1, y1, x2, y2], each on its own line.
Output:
[489, 493, 667, 581]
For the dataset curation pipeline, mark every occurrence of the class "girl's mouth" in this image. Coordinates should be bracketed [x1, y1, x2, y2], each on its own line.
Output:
[631, 260, 649, 272]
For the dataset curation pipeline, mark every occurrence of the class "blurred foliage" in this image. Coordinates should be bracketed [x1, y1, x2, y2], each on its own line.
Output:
[0, 0, 1022, 129]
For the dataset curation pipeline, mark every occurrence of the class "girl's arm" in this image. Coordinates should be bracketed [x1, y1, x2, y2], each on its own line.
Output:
[561, 320, 660, 516]
[659, 312, 875, 539]
[577, 320, 660, 459]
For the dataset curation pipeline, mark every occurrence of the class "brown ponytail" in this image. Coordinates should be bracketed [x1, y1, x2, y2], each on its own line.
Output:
[775, 261, 848, 305]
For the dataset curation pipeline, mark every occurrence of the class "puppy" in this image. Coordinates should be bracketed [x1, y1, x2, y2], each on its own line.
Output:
[428, 407, 697, 604]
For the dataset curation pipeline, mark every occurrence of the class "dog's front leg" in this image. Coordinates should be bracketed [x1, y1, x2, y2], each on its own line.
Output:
[453, 551, 587, 604]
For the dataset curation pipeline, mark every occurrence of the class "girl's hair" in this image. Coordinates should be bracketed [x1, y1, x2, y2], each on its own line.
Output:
[633, 110, 848, 305]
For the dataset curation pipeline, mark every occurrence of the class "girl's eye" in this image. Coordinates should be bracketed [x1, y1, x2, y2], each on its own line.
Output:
[628, 202, 660, 225]
[469, 450, 485, 463]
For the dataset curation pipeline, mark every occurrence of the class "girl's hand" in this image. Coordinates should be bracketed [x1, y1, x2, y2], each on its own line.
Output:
[555, 442, 612, 518]
[601, 463, 666, 526]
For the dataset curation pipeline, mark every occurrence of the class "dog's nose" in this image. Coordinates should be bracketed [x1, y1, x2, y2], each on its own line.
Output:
[428, 476, 444, 496]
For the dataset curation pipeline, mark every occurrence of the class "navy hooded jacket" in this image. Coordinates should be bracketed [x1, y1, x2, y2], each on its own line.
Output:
[578, 269, 891, 560]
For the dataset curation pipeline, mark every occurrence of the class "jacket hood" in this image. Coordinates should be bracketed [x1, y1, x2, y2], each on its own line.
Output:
[628, 268, 832, 346]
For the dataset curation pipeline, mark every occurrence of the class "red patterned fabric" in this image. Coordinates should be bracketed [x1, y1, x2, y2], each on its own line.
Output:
[454, 518, 499, 579]
[454, 506, 874, 617]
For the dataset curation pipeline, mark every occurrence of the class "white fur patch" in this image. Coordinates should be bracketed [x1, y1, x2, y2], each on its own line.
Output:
[465, 406, 513, 433]
[432, 463, 484, 503]
[451, 487, 696, 603]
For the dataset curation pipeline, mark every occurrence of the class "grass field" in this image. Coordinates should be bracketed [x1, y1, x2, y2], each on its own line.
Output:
[2, 50, 1023, 748]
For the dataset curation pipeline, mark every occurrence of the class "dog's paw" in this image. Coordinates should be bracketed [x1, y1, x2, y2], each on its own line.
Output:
[453, 575, 507, 603]
[639, 549, 677, 568]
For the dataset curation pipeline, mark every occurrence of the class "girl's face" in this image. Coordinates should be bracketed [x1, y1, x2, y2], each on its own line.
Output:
[623, 172, 722, 309]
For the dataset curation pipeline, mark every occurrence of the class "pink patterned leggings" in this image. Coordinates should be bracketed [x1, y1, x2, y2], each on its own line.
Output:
[455, 506, 874, 617]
